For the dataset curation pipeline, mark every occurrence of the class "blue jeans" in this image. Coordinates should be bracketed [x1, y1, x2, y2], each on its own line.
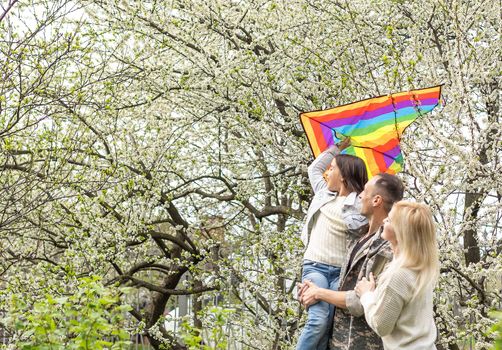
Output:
[296, 260, 341, 350]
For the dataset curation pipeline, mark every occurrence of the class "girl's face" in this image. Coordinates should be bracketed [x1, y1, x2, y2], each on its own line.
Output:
[327, 158, 343, 192]
[382, 208, 398, 246]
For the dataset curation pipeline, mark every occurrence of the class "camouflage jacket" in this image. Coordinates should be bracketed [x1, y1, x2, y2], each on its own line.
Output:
[330, 227, 393, 350]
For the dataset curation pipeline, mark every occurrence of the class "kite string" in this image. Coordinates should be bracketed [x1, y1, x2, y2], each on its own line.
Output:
[412, 92, 427, 128]
[390, 93, 401, 141]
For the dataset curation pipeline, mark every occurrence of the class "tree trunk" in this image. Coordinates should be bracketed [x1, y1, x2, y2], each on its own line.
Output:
[463, 190, 482, 265]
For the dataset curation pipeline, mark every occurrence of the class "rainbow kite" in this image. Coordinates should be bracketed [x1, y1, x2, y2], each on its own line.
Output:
[300, 85, 442, 178]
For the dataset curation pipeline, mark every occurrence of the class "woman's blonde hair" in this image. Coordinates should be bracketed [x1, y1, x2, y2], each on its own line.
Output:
[382, 201, 439, 297]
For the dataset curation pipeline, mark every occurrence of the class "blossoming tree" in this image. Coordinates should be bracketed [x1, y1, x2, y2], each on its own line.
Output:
[0, 0, 500, 349]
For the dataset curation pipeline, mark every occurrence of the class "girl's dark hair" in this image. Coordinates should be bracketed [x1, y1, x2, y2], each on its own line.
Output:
[334, 154, 368, 194]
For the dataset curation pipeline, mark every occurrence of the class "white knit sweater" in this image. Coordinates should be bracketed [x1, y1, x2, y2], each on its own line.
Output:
[303, 196, 347, 266]
[360, 267, 437, 350]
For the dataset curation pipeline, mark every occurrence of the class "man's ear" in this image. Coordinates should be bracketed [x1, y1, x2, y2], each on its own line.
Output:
[372, 195, 383, 207]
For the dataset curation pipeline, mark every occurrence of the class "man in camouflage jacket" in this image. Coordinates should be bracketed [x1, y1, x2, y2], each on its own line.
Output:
[298, 173, 404, 350]
[329, 226, 392, 349]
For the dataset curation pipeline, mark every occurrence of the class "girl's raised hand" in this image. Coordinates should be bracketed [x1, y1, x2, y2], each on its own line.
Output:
[337, 137, 351, 151]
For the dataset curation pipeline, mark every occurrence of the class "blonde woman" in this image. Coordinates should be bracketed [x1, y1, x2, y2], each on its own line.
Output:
[355, 201, 439, 350]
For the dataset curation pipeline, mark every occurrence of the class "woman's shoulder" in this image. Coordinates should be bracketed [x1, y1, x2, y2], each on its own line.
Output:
[389, 266, 417, 282]
[385, 267, 417, 298]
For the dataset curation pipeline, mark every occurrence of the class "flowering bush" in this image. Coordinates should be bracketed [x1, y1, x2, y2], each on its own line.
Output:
[0, 277, 131, 350]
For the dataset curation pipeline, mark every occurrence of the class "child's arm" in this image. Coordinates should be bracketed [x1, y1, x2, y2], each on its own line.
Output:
[307, 145, 339, 194]
[307, 138, 350, 194]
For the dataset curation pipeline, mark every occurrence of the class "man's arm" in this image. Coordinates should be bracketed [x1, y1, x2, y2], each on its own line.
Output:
[299, 247, 392, 316]
[344, 290, 364, 316]
[299, 282, 365, 316]
[299, 280, 348, 309]
[315, 288, 347, 309]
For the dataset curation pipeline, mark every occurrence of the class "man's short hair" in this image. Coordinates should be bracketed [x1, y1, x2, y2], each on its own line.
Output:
[373, 173, 404, 213]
